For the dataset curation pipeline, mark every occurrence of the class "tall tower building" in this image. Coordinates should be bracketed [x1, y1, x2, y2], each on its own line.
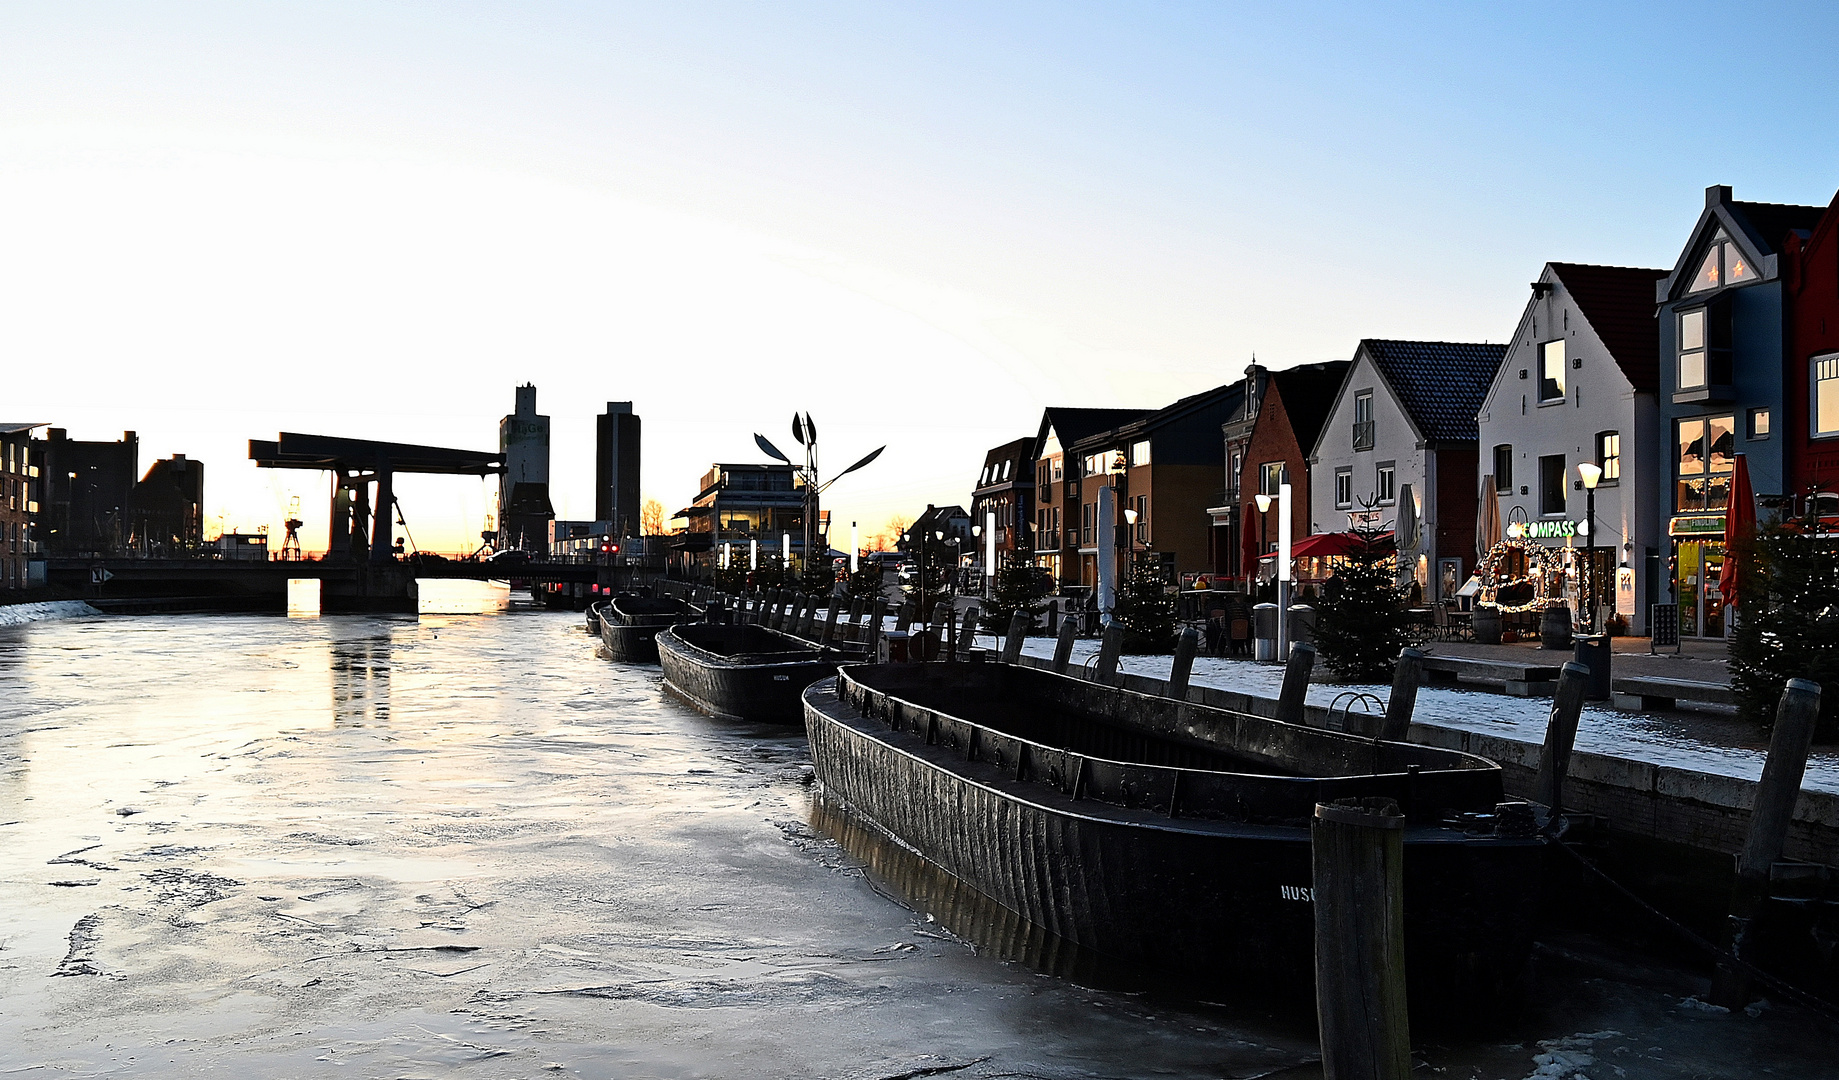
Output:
[497, 384, 554, 552]
[595, 402, 641, 538]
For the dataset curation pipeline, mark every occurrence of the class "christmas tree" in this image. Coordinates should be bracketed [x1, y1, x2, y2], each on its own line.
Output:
[845, 558, 885, 603]
[1112, 551, 1178, 653]
[1313, 521, 1423, 681]
[981, 552, 1051, 633]
[1730, 508, 1839, 733]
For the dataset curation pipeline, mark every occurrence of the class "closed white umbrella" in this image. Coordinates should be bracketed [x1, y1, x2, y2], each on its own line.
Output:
[1396, 483, 1418, 552]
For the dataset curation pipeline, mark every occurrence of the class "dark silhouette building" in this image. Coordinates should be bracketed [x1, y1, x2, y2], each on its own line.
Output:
[34, 428, 139, 557]
[130, 454, 205, 556]
[497, 384, 554, 553]
[596, 401, 641, 539]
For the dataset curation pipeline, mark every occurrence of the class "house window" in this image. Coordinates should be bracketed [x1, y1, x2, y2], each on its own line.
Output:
[1038, 463, 1050, 491]
[1688, 231, 1757, 293]
[1052, 457, 1064, 483]
[1082, 502, 1094, 546]
[1353, 391, 1375, 450]
[1676, 415, 1735, 512]
[1130, 440, 1151, 467]
[1492, 444, 1514, 492]
[1539, 340, 1566, 403]
[1227, 449, 1242, 496]
[1539, 455, 1568, 516]
[1678, 309, 1707, 390]
[1749, 408, 1771, 440]
[1334, 468, 1352, 509]
[1375, 462, 1396, 505]
[1816, 355, 1839, 437]
[1259, 461, 1284, 497]
[1134, 494, 1149, 542]
[1596, 432, 1620, 483]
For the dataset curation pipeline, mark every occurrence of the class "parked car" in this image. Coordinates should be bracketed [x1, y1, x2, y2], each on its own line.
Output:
[487, 548, 532, 565]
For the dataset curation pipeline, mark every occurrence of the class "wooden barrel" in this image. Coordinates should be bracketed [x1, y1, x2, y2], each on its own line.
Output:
[1540, 604, 1573, 650]
[1472, 604, 1502, 645]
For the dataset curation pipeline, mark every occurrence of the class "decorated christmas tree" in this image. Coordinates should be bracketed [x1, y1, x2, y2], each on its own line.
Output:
[1313, 520, 1423, 681]
[845, 558, 885, 603]
[981, 552, 1051, 633]
[1730, 508, 1839, 733]
[1112, 551, 1178, 653]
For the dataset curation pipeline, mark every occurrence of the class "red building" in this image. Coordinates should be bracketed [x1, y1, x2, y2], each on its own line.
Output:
[1231, 361, 1349, 583]
[1784, 187, 1839, 507]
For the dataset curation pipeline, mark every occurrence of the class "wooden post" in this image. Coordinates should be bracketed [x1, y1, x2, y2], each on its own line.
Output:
[895, 602, 914, 634]
[1167, 627, 1199, 700]
[1095, 623, 1124, 684]
[1052, 615, 1078, 675]
[1532, 661, 1591, 814]
[799, 594, 818, 639]
[957, 606, 980, 660]
[1379, 648, 1425, 742]
[847, 597, 865, 642]
[865, 598, 886, 657]
[1276, 641, 1316, 725]
[821, 598, 841, 645]
[1312, 799, 1411, 1080]
[1710, 678, 1822, 1008]
[1002, 610, 1030, 665]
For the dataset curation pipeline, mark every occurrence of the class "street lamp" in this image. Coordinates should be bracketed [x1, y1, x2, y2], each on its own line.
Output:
[1577, 462, 1603, 633]
[1254, 492, 1272, 584]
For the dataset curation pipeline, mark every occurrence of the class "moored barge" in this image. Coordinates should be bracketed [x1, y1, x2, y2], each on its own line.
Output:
[803, 661, 1543, 1017]
[659, 622, 866, 724]
[599, 593, 701, 664]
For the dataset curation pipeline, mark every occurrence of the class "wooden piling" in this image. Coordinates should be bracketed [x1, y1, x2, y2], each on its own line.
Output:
[1379, 648, 1425, 742]
[1532, 661, 1591, 815]
[1710, 678, 1822, 1008]
[957, 607, 980, 660]
[1312, 799, 1411, 1080]
[1276, 642, 1316, 725]
[1167, 627, 1199, 700]
[821, 598, 841, 644]
[847, 598, 865, 642]
[866, 598, 886, 657]
[1001, 610, 1029, 665]
[1052, 615, 1078, 675]
[1095, 623, 1124, 684]
[895, 602, 914, 634]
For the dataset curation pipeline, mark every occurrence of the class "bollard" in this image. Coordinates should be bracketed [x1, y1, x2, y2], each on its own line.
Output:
[847, 598, 865, 642]
[821, 599, 841, 645]
[865, 598, 886, 656]
[1095, 623, 1124, 684]
[1002, 610, 1030, 665]
[895, 602, 914, 635]
[1572, 634, 1612, 701]
[1379, 648, 1425, 742]
[1532, 662, 1591, 815]
[1710, 678, 1822, 1008]
[1276, 641, 1316, 726]
[1167, 627, 1199, 700]
[1312, 799, 1411, 1080]
[1252, 602, 1279, 661]
[957, 607, 980, 660]
[1052, 616, 1078, 675]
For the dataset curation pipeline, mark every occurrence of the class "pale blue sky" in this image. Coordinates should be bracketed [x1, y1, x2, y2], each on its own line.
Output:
[4, 2, 1836, 548]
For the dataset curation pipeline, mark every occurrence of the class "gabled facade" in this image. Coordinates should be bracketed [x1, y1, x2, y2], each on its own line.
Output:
[969, 437, 1035, 567]
[1064, 380, 1247, 587]
[1029, 407, 1151, 586]
[1228, 361, 1352, 584]
[1782, 187, 1839, 505]
[1309, 340, 1504, 602]
[1207, 363, 1272, 584]
[1478, 263, 1667, 633]
[1655, 185, 1823, 636]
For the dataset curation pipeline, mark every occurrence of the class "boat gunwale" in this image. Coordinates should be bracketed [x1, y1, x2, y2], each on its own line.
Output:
[657, 623, 865, 672]
[607, 593, 699, 628]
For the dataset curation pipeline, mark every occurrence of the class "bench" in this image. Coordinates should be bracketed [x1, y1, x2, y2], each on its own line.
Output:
[1611, 675, 1736, 712]
[1421, 654, 1562, 697]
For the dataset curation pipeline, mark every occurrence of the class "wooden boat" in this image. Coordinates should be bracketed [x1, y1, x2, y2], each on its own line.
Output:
[658, 622, 866, 724]
[598, 593, 701, 664]
[585, 601, 605, 636]
[803, 661, 1544, 1018]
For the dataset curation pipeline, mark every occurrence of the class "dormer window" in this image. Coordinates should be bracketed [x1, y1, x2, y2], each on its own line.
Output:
[1688, 231, 1756, 293]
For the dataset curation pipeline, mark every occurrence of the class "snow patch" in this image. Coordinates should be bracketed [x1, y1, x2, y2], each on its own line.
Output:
[0, 601, 102, 627]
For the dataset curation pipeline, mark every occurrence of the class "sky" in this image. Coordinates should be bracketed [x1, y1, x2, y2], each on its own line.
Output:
[4, 1, 1839, 553]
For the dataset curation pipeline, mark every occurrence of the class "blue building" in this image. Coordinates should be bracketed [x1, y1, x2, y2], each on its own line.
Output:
[1655, 185, 1823, 636]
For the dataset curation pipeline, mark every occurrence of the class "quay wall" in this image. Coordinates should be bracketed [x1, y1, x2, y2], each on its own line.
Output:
[1014, 654, 1839, 869]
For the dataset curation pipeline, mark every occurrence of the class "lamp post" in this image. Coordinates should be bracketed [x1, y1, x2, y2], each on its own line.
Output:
[1577, 462, 1602, 633]
[1254, 492, 1272, 586]
[1276, 481, 1292, 658]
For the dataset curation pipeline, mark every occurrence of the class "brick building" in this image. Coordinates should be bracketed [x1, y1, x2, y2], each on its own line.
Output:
[968, 437, 1035, 570]
[1228, 361, 1349, 583]
[1782, 186, 1839, 507]
[0, 423, 45, 593]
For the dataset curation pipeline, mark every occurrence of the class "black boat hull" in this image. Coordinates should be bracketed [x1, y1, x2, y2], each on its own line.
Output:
[658, 623, 862, 725]
[802, 668, 1543, 1018]
[599, 594, 700, 664]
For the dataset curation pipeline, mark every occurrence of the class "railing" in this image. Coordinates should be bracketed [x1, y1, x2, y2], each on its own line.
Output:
[1352, 421, 1375, 451]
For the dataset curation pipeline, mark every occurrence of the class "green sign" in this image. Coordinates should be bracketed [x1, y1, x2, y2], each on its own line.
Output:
[1506, 519, 1579, 540]
[1669, 514, 1725, 537]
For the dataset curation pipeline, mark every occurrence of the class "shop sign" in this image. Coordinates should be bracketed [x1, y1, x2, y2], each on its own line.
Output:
[1506, 519, 1580, 541]
[1669, 514, 1726, 537]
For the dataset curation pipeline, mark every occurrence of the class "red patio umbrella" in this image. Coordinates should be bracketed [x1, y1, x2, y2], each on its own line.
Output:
[1241, 502, 1262, 582]
[1719, 453, 1754, 612]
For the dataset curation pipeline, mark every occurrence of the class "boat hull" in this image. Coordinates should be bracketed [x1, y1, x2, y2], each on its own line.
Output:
[598, 594, 700, 664]
[802, 668, 1543, 1018]
[658, 623, 862, 725]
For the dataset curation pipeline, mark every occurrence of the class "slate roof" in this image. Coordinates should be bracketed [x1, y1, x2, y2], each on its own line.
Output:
[1729, 200, 1826, 253]
[1268, 361, 1351, 455]
[1362, 340, 1507, 443]
[1039, 407, 1152, 449]
[1548, 264, 1668, 394]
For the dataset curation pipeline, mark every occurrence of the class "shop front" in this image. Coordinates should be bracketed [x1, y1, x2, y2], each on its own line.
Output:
[1669, 513, 1726, 637]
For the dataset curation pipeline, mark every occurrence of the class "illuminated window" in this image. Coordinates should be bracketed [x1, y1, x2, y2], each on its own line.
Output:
[1539, 340, 1566, 403]
[1689, 232, 1757, 294]
[1749, 408, 1770, 440]
[1815, 355, 1839, 438]
[1676, 415, 1735, 511]
[1596, 432, 1620, 482]
[1259, 462, 1284, 496]
[1130, 440, 1151, 466]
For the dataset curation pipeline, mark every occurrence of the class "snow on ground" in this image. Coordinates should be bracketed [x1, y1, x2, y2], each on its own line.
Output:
[0, 600, 101, 627]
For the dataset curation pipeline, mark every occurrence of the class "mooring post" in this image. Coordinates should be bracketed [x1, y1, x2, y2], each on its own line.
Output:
[1379, 647, 1425, 742]
[1532, 661, 1591, 815]
[1710, 678, 1822, 1008]
[705, 596, 724, 625]
[865, 598, 886, 657]
[895, 602, 914, 635]
[799, 594, 819, 639]
[957, 606, 980, 660]
[1276, 641, 1316, 725]
[1312, 799, 1412, 1080]
[820, 597, 841, 644]
[1052, 615, 1078, 675]
[1166, 627, 1200, 700]
[847, 598, 865, 642]
[1095, 623, 1124, 684]
[1001, 610, 1029, 665]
